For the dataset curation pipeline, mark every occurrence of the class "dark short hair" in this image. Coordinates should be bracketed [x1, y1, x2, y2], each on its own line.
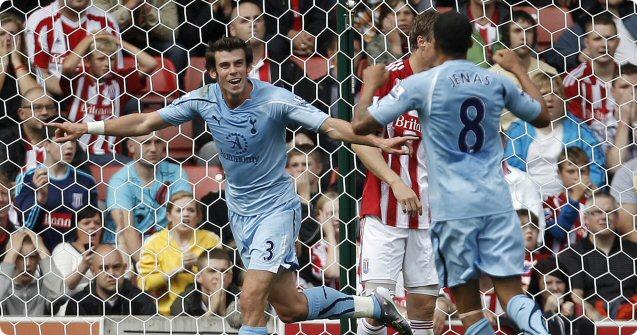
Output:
[197, 247, 233, 270]
[434, 12, 473, 58]
[409, 9, 439, 51]
[76, 206, 102, 222]
[620, 63, 637, 76]
[516, 209, 539, 230]
[557, 146, 590, 172]
[584, 12, 617, 33]
[205, 37, 254, 71]
[499, 10, 537, 49]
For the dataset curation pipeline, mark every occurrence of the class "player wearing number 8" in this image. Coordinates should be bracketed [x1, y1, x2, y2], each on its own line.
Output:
[353, 12, 552, 335]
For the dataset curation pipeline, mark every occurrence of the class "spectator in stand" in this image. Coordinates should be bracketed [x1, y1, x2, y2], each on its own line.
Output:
[175, 0, 232, 58]
[25, 0, 121, 96]
[458, 0, 509, 65]
[527, 258, 594, 335]
[490, 10, 558, 130]
[103, 132, 191, 261]
[299, 192, 340, 289]
[0, 12, 41, 129]
[607, 64, 637, 170]
[518, 210, 552, 279]
[270, 0, 330, 57]
[0, 229, 64, 316]
[558, 192, 637, 321]
[171, 248, 240, 321]
[546, 0, 637, 71]
[543, 147, 595, 252]
[14, 129, 97, 252]
[51, 206, 103, 295]
[65, 244, 156, 316]
[138, 191, 221, 316]
[0, 173, 14, 261]
[505, 72, 605, 197]
[93, 0, 186, 72]
[563, 13, 620, 144]
[365, 0, 414, 64]
[60, 33, 157, 165]
[609, 156, 637, 242]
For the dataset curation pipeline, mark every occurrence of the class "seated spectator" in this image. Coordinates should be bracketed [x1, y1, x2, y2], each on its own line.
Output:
[60, 33, 157, 165]
[609, 156, 637, 242]
[103, 133, 191, 261]
[518, 210, 552, 278]
[0, 87, 56, 178]
[364, 0, 414, 64]
[25, 0, 121, 96]
[271, 0, 329, 58]
[0, 12, 40, 129]
[0, 229, 64, 316]
[138, 191, 221, 316]
[489, 10, 557, 130]
[459, 0, 510, 65]
[0, 173, 15, 261]
[65, 244, 156, 316]
[528, 258, 594, 335]
[299, 192, 339, 289]
[558, 192, 637, 320]
[175, 0, 232, 57]
[14, 133, 97, 252]
[543, 147, 595, 252]
[171, 248, 240, 320]
[93, 0, 185, 71]
[545, 0, 637, 71]
[607, 63, 637, 170]
[51, 206, 103, 295]
[563, 13, 620, 144]
[505, 72, 605, 197]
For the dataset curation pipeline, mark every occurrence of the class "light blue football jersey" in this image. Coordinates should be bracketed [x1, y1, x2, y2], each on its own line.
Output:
[368, 59, 541, 221]
[159, 79, 329, 216]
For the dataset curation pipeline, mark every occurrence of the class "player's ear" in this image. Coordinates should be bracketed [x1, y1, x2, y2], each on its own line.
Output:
[209, 69, 218, 81]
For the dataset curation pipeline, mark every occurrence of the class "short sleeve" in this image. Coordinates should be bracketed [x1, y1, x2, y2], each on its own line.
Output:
[277, 92, 329, 132]
[106, 170, 135, 211]
[502, 77, 542, 123]
[611, 163, 637, 204]
[368, 77, 421, 126]
[158, 92, 203, 126]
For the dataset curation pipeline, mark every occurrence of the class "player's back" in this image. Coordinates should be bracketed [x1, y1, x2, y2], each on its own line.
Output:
[417, 60, 539, 221]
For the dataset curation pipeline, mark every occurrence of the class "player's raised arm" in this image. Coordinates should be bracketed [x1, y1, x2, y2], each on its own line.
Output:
[47, 111, 171, 142]
[493, 49, 550, 128]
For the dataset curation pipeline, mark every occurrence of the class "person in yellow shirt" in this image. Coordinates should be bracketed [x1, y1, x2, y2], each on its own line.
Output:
[138, 191, 221, 315]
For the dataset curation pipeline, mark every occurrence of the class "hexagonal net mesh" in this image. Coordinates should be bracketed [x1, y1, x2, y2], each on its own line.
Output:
[0, 0, 636, 334]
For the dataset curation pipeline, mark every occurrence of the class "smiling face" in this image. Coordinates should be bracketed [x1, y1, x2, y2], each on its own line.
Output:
[210, 49, 252, 103]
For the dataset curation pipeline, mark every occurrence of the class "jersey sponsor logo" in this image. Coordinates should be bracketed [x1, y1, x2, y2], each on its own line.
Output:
[393, 114, 421, 134]
[71, 193, 84, 209]
[46, 212, 72, 229]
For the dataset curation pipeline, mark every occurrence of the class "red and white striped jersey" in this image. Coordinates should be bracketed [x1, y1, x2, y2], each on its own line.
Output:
[564, 62, 616, 137]
[25, 1, 121, 78]
[359, 58, 429, 229]
[22, 137, 46, 171]
[60, 68, 146, 155]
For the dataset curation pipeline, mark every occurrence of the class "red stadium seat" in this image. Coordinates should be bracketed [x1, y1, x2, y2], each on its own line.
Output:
[91, 164, 123, 201]
[159, 121, 195, 161]
[516, 6, 573, 50]
[184, 57, 207, 92]
[123, 56, 180, 105]
[183, 165, 226, 199]
[291, 56, 329, 81]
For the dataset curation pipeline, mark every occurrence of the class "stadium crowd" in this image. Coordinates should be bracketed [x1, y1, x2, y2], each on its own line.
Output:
[0, 0, 636, 333]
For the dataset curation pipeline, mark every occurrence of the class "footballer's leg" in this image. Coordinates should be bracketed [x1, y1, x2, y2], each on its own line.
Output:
[478, 212, 550, 335]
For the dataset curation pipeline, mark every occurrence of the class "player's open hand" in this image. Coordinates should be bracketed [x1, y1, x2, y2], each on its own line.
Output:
[493, 49, 524, 74]
[46, 122, 88, 142]
[362, 64, 390, 90]
[389, 179, 422, 216]
[377, 135, 418, 155]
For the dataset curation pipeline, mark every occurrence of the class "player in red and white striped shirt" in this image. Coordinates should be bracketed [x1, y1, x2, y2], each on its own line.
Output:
[60, 34, 156, 163]
[25, 0, 121, 96]
[564, 13, 620, 144]
[353, 11, 440, 335]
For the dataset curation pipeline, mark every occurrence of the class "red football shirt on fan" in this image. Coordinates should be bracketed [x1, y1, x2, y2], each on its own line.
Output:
[60, 68, 146, 155]
[563, 62, 616, 140]
[359, 58, 429, 229]
[26, 2, 121, 78]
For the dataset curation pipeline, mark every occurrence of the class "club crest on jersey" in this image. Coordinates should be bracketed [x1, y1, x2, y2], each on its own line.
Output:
[362, 258, 369, 274]
[71, 193, 84, 209]
[388, 84, 405, 100]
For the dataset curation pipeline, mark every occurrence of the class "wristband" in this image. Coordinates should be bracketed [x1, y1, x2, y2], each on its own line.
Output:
[87, 121, 105, 135]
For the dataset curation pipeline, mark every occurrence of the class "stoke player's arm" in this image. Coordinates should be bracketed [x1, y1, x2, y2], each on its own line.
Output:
[319, 118, 415, 155]
[492, 49, 550, 128]
[353, 65, 423, 136]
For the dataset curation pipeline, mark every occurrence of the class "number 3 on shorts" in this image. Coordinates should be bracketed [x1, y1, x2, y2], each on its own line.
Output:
[263, 240, 274, 261]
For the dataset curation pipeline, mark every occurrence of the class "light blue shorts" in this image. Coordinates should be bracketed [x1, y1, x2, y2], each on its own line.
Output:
[430, 211, 525, 288]
[229, 199, 302, 273]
